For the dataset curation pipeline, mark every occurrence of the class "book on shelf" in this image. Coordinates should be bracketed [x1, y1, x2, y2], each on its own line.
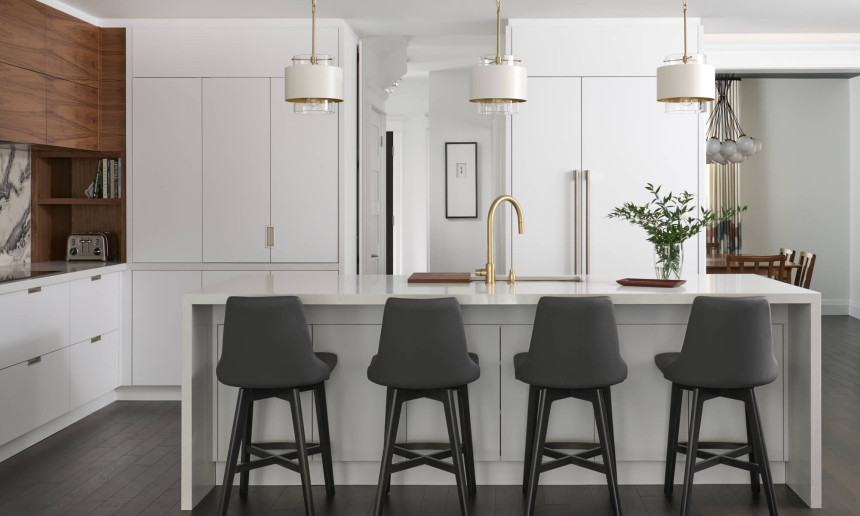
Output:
[89, 158, 123, 199]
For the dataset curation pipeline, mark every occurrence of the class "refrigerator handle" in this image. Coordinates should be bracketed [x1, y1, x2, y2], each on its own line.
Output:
[573, 170, 581, 275]
[584, 169, 590, 275]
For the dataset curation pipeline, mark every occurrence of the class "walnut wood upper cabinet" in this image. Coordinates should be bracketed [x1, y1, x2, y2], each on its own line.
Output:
[98, 28, 126, 152]
[0, 0, 47, 74]
[0, 62, 46, 144]
[46, 76, 98, 150]
[45, 7, 99, 88]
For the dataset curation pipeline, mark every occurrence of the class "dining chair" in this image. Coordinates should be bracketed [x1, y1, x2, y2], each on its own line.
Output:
[725, 255, 786, 282]
[778, 248, 796, 283]
[706, 242, 720, 255]
[793, 251, 816, 289]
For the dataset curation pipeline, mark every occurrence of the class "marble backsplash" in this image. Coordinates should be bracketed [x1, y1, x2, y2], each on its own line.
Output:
[0, 144, 31, 265]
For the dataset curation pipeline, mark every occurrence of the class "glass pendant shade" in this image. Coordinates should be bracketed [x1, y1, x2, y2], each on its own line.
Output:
[285, 54, 343, 115]
[657, 53, 715, 113]
[470, 55, 527, 115]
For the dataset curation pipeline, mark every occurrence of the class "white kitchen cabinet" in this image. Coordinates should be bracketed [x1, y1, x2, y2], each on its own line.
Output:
[0, 347, 70, 445]
[511, 77, 582, 276]
[132, 271, 202, 385]
[582, 77, 700, 278]
[69, 331, 119, 410]
[202, 271, 271, 288]
[270, 78, 339, 263]
[132, 78, 203, 263]
[510, 76, 700, 278]
[404, 325, 501, 462]
[500, 325, 595, 461]
[202, 78, 272, 263]
[311, 325, 387, 461]
[69, 272, 119, 345]
[0, 282, 69, 371]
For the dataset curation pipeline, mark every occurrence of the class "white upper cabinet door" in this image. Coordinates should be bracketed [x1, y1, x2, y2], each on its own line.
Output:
[132, 78, 203, 263]
[202, 78, 271, 263]
[270, 78, 339, 263]
[511, 77, 583, 276]
[132, 271, 202, 386]
[582, 77, 699, 279]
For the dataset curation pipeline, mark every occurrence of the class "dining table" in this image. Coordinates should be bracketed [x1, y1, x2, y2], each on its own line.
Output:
[706, 253, 801, 282]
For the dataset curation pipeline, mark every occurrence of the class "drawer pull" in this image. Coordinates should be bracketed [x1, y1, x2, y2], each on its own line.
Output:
[265, 226, 275, 248]
[91, 335, 101, 343]
[27, 357, 41, 366]
[91, 275, 102, 281]
[28, 286, 41, 294]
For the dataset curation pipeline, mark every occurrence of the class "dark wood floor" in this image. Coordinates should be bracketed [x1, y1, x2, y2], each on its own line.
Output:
[0, 316, 858, 515]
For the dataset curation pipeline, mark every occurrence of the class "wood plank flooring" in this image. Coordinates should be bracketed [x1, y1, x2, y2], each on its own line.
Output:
[0, 316, 858, 515]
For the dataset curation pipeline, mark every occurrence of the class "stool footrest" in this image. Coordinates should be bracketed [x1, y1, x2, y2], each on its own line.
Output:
[389, 443, 462, 474]
[675, 440, 758, 474]
[537, 441, 608, 475]
[238, 442, 323, 475]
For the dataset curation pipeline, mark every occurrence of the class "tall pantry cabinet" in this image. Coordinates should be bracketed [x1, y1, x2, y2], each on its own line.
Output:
[508, 21, 704, 279]
[129, 24, 355, 386]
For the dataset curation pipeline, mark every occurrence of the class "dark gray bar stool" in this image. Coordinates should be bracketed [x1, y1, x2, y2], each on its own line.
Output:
[516, 296, 628, 516]
[367, 297, 480, 516]
[655, 296, 779, 516]
[217, 296, 337, 516]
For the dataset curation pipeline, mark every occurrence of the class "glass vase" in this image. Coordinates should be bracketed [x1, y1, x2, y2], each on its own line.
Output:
[654, 244, 684, 280]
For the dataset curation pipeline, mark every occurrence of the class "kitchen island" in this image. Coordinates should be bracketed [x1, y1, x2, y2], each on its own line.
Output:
[180, 274, 821, 510]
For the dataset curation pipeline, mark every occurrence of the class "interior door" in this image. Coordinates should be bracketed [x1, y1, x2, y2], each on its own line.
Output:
[201, 78, 271, 263]
[362, 106, 386, 274]
[582, 77, 699, 278]
[511, 77, 583, 276]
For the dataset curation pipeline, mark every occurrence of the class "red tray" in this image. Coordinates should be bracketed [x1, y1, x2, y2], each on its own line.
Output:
[617, 278, 687, 288]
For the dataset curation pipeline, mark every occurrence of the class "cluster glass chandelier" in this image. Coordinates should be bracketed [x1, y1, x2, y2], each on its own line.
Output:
[656, 0, 714, 113]
[284, 0, 344, 114]
[469, 0, 527, 115]
[705, 78, 762, 165]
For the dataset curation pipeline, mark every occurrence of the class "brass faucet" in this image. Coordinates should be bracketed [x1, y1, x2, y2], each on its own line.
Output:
[475, 195, 524, 284]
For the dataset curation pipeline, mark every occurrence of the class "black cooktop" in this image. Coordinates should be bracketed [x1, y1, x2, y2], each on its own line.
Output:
[0, 269, 60, 284]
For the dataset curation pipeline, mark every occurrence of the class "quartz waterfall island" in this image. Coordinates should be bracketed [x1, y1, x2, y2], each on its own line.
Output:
[180, 274, 821, 510]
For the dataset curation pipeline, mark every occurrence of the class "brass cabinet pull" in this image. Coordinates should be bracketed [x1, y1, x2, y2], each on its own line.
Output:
[266, 226, 275, 248]
[27, 356, 41, 366]
[91, 335, 102, 343]
[91, 275, 102, 281]
[28, 286, 41, 294]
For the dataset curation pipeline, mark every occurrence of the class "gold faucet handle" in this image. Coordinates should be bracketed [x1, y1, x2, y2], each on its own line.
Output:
[475, 268, 487, 277]
[508, 268, 517, 284]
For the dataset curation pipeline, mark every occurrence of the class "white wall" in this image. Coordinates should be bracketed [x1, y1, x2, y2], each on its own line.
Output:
[851, 77, 860, 319]
[386, 76, 429, 274]
[741, 79, 851, 311]
[428, 69, 496, 273]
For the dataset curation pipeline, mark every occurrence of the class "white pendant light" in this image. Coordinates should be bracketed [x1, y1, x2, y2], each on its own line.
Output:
[656, 0, 715, 114]
[469, 0, 527, 116]
[285, 0, 343, 115]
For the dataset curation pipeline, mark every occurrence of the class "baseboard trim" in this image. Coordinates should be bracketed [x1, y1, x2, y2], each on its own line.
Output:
[115, 385, 181, 401]
[822, 299, 850, 316]
[850, 300, 860, 320]
[0, 391, 116, 463]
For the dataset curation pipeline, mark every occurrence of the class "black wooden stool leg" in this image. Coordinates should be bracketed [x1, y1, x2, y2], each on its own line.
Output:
[744, 405, 761, 494]
[522, 385, 538, 494]
[239, 396, 254, 498]
[220, 388, 251, 516]
[603, 387, 618, 467]
[680, 388, 705, 516]
[745, 390, 778, 516]
[457, 386, 477, 495]
[525, 389, 551, 516]
[374, 388, 403, 516]
[444, 389, 471, 516]
[595, 389, 622, 516]
[289, 389, 315, 516]
[664, 383, 683, 495]
[314, 384, 336, 497]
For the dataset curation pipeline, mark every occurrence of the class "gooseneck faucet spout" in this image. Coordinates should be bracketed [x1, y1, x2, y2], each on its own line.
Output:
[476, 195, 524, 285]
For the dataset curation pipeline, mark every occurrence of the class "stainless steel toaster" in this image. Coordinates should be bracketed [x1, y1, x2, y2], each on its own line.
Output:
[66, 233, 114, 261]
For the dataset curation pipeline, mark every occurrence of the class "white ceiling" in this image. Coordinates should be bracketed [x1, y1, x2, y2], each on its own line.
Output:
[57, 0, 860, 36]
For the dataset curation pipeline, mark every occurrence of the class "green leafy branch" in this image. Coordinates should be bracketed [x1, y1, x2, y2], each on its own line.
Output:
[608, 183, 747, 246]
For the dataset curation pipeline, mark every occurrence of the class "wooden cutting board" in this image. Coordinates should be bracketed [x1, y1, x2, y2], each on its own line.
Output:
[407, 272, 472, 284]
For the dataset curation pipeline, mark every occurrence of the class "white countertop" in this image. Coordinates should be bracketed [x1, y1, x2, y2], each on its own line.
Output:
[0, 261, 127, 295]
[185, 273, 820, 306]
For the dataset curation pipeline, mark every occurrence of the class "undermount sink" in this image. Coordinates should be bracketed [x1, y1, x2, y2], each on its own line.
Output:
[471, 275, 582, 283]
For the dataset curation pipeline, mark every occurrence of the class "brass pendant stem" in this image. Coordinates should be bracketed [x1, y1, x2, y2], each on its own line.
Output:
[682, 0, 689, 64]
[495, 0, 502, 64]
[311, 0, 318, 64]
